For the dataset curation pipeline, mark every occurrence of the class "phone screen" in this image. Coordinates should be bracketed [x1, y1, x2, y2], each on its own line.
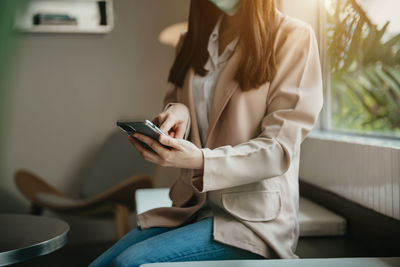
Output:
[117, 120, 171, 150]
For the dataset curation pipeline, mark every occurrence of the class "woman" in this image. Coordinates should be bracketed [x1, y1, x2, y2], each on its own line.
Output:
[90, 0, 323, 266]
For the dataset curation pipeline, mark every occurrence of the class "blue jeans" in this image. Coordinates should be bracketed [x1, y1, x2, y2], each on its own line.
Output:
[89, 217, 264, 267]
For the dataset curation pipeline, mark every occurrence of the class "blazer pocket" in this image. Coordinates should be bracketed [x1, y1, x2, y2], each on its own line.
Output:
[221, 190, 282, 222]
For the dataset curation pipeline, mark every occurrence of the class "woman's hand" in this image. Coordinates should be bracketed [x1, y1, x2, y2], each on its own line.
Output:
[152, 103, 190, 139]
[128, 133, 203, 169]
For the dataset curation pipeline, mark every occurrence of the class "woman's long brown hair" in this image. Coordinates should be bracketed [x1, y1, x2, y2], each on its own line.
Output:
[168, 0, 278, 91]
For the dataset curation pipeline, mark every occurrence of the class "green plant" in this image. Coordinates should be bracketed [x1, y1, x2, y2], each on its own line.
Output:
[327, 0, 400, 136]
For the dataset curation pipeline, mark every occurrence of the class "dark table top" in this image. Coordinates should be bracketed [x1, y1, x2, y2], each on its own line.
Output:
[0, 214, 69, 266]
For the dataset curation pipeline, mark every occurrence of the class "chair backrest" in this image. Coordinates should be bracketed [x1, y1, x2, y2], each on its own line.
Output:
[80, 130, 155, 199]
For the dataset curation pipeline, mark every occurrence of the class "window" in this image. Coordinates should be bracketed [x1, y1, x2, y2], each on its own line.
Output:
[322, 0, 400, 138]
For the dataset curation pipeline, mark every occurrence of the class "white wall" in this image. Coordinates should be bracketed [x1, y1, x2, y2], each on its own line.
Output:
[300, 134, 400, 220]
[1, 0, 188, 242]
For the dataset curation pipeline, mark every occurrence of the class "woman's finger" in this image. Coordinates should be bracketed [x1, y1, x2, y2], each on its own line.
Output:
[159, 134, 182, 150]
[128, 136, 163, 163]
[174, 125, 186, 139]
[152, 112, 167, 127]
[159, 115, 175, 135]
[133, 133, 170, 159]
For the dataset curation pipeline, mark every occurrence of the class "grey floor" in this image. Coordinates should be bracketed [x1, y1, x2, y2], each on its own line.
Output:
[11, 236, 400, 267]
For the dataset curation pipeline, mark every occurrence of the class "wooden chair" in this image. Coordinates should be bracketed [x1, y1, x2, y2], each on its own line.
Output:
[14, 131, 155, 239]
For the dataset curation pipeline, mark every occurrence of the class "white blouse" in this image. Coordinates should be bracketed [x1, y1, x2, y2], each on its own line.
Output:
[192, 16, 239, 147]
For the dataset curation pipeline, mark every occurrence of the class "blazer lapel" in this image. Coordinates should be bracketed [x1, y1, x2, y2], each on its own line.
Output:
[181, 49, 241, 148]
[181, 68, 202, 148]
[205, 49, 241, 147]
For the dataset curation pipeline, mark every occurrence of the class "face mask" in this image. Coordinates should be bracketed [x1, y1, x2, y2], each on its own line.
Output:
[209, 0, 240, 16]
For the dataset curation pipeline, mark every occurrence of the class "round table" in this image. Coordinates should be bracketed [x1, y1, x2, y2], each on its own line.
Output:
[0, 214, 69, 266]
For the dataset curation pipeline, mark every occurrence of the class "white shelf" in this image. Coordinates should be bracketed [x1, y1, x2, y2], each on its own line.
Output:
[14, 0, 114, 34]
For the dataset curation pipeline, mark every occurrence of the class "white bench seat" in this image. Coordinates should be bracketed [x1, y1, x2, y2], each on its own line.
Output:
[135, 188, 347, 237]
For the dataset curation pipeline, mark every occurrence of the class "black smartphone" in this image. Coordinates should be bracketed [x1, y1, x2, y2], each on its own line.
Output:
[116, 120, 171, 151]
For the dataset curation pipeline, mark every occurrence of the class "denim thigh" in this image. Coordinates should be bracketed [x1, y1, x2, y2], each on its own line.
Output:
[110, 217, 264, 267]
[89, 223, 174, 267]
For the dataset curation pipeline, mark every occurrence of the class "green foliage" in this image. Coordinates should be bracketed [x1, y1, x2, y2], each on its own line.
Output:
[327, 0, 400, 136]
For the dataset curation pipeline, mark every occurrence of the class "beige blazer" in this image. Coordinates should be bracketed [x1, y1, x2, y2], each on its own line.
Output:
[137, 11, 323, 259]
